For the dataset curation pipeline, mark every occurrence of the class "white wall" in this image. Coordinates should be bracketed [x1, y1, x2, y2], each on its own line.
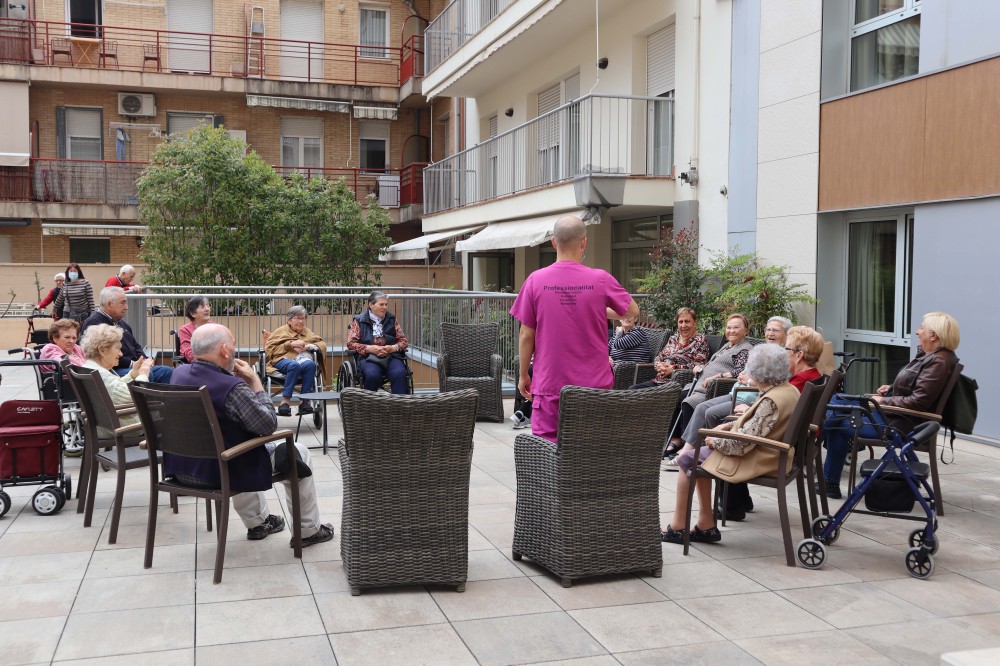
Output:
[920, 1, 1000, 73]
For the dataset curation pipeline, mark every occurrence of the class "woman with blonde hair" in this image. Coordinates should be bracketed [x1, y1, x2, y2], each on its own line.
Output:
[81, 324, 153, 425]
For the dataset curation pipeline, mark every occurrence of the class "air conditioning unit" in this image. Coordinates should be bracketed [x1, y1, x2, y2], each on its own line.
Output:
[118, 93, 156, 117]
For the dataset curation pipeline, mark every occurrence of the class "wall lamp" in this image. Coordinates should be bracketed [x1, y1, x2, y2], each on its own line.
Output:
[504, 108, 514, 117]
[597, 57, 609, 70]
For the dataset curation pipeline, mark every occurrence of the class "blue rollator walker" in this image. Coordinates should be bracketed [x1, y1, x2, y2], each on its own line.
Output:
[797, 395, 940, 579]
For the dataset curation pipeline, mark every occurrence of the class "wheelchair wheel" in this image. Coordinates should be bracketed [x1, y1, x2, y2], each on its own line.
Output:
[909, 527, 939, 555]
[904, 547, 935, 579]
[62, 473, 72, 503]
[810, 516, 840, 545]
[32, 487, 62, 515]
[336, 362, 354, 392]
[796, 539, 827, 570]
[313, 405, 322, 429]
[0, 490, 10, 518]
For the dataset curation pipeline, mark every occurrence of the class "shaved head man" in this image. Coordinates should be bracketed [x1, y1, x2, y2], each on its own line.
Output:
[509, 214, 639, 441]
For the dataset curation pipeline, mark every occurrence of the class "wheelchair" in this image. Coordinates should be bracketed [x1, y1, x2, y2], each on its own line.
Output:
[257, 347, 325, 429]
[336, 350, 414, 395]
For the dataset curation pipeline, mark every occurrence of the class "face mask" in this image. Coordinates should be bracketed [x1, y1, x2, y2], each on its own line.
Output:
[68, 272, 79, 280]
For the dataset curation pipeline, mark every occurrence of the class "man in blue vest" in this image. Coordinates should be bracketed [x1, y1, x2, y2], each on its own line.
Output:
[82, 286, 173, 383]
[168, 323, 333, 546]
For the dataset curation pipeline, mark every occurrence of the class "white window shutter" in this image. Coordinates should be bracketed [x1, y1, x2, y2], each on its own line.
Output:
[647, 23, 675, 95]
[281, 117, 323, 138]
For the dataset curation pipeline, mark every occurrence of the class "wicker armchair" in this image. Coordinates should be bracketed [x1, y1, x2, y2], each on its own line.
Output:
[612, 326, 669, 389]
[338, 388, 479, 595]
[437, 322, 505, 422]
[513, 383, 681, 587]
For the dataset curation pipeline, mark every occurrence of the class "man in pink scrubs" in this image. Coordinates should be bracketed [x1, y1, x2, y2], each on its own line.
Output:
[510, 215, 638, 441]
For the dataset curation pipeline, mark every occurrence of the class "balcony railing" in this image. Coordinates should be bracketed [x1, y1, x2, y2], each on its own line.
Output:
[423, 94, 675, 214]
[0, 159, 429, 208]
[0, 17, 400, 86]
[399, 33, 424, 84]
[424, 0, 514, 74]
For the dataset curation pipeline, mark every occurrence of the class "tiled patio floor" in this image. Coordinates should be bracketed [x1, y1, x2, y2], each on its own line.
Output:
[2, 356, 1000, 665]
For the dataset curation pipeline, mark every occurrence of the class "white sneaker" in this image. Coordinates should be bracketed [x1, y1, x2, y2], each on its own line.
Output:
[510, 411, 530, 429]
[661, 457, 680, 472]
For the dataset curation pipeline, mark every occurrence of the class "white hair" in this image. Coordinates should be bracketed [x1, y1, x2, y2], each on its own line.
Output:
[767, 316, 793, 332]
[54, 272, 65, 281]
[120, 264, 135, 275]
[100, 285, 126, 307]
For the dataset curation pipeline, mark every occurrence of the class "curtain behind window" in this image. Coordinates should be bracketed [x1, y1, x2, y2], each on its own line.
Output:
[847, 220, 896, 332]
[360, 8, 387, 58]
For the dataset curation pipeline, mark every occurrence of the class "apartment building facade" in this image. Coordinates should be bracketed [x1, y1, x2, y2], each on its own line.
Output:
[0, 0, 445, 268]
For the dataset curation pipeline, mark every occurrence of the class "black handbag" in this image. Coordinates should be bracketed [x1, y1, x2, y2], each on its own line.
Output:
[273, 442, 312, 478]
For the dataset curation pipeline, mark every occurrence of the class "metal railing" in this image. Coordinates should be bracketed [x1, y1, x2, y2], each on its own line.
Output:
[399, 33, 424, 84]
[0, 17, 400, 87]
[122, 290, 520, 391]
[0, 159, 430, 208]
[423, 94, 675, 214]
[425, 0, 514, 74]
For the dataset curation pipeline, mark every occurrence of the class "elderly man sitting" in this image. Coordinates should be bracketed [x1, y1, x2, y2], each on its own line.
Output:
[81, 286, 173, 383]
[105, 264, 142, 293]
[265, 305, 326, 417]
[169, 324, 334, 546]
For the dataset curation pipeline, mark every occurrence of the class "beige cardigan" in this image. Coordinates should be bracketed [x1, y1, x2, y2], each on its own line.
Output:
[264, 324, 327, 375]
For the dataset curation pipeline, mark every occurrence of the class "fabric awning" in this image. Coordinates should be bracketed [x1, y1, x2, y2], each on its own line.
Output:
[353, 105, 399, 120]
[42, 223, 148, 237]
[381, 225, 483, 261]
[455, 210, 596, 253]
[246, 95, 350, 113]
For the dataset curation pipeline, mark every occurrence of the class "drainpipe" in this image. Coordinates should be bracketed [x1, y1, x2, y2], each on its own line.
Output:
[690, 0, 701, 176]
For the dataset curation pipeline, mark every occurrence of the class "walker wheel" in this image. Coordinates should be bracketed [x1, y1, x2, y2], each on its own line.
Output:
[313, 406, 322, 429]
[811, 516, 840, 545]
[62, 474, 72, 503]
[909, 528, 939, 555]
[0, 490, 11, 518]
[905, 547, 935, 579]
[796, 539, 827, 570]
[31, 487, 61, 515]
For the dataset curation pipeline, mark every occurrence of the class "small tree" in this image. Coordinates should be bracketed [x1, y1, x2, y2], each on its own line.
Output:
[137, 126, 391, 300]
[702, 249, 817, 337]
[636, 227, 707, 328]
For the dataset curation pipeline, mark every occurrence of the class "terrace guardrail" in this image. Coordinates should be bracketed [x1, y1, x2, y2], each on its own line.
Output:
[424, 0, 514, 74]
[423, 94, 675, 214]
[0, 17, 400, 86]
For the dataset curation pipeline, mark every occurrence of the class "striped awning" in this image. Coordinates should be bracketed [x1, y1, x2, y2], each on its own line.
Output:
[246, 95, 350, 113]
[380, 225, 484, 261]
[353, 105, 399, 120]
[455, 210, 596, 253]
[42, 223, 148, 237]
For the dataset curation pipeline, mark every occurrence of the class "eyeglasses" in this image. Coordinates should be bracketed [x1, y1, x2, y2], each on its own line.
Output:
[784, 347, 799, 353]
[290, 315, 307, 321]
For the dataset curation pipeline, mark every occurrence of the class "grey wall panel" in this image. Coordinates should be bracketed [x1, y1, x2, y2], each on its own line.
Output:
[728, 0, 761, 247]
[921, 1, 1000, 73]
[912, 198, 1000, 440]
[820, 0, 851, 100]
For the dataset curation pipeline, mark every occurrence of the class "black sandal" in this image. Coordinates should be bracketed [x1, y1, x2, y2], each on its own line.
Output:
[660, 526, 688, 544]
[690, 526, 722, 543]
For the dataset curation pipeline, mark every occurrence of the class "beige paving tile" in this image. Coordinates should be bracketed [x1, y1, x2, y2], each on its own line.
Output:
[823, 545, 948, 581]
[467, 547, 526, 580]
[4, 504, 107, 533]
[847, 617, 997, 666]
[874, 573, 1000, 617]
[950, 612, 1000, 641]
[195, 563, 311, 603]
[725, 554, 862, 590]
[532, 573, 667, 611]
[532, 657, 620, 666]
[681, 591, 832, 640]
[73, 571, 194, 614]
[648, 560, 767, 599]
[474, 520, 516, 550]
[913, 535, 1000, 573]
[615, 641, 761, 665]
[330, 623, 477, 665]
[468, 526, 495, 551]
[96, 520, 197, 551]
[0, 551, 91, 586]
[686, 529, 789, 561]
[303, 559, 352, 594]
[431, 577, 559, 621]
[778, 581, 933, 628]
[55, 605, 194, 660]
[196, 635, 334, 664]
[196, 595, 325, 646]
[453, 611, 608, 665]
[54, 648, 194, 665]
[569, 601, 722, 652]
[194, 536, 306, 570]
[0, 616, 66, 665]
[315, 588, 446, 633]
[0, 527, 100, 557]
[85, 544, 195, 579]
[964, 568, 1000, 591]
[736, 629, 895, 665]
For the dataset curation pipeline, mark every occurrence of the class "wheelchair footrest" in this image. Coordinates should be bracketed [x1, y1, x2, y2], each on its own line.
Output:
[860, 458, 929, 482]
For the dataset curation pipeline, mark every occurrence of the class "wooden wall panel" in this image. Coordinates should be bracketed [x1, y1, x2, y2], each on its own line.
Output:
[819, 55, 1000, 211]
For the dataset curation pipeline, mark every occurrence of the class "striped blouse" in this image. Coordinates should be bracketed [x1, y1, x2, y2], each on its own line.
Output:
[53, 279, 95, 320]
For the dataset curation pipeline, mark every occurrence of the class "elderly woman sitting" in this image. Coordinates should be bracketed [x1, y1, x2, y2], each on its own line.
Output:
[347, 291, 410, 394]
[40, 319, 87, 368]
[81, 323, 154, 428]
[265, 305, 327, 417]
[608, 313, 650, 364]
[176, 296, 212, 364]
[661, 343, 803, 544]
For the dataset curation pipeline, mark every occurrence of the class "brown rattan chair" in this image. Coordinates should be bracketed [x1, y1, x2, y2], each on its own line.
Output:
[99, 40, 118, 68]
[847, 362, 962, 516]
[685, 377, 826, 566]
[63, 361, 168, 544]
[437, 322, 505, 422]
[513, 383, 681, 587]
[50, 38, 72, 65]
[612, 326, 668, 389]
[338, 387, 479, 595]
[129, 382, 303, 584]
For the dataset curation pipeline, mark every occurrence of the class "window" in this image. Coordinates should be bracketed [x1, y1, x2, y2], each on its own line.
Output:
[280, 117, 323, 169]
[63, 107, 102, 160]
[850, 0, 921, 91]
[843, 213, 914, 392]
[67, 0, 102, 37]
[0, 235, 11, 263]
[359, 5, 388, 58]
[611, 214, 672, 291]
[359, 120, 388, 171]
[70, 237, 110, 263]
[166, 112, 214, 139]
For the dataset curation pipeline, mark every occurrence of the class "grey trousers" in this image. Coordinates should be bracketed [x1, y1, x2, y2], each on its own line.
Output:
[681, 394, 737, 444]
[233, 442, 322, 538]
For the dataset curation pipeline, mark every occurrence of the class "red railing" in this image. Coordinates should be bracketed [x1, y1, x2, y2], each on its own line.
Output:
[1, 159, 426, 208]
[399, 34, 424, 85]
[0, 17, 401, 87]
